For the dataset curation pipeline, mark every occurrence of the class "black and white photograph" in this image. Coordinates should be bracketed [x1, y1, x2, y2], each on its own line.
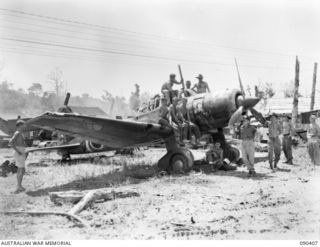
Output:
[0, 0, 319, 242]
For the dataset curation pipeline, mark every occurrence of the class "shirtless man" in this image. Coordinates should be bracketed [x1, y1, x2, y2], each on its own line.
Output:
[178, 80, 196, 98]
[9, 120, 27, 193]
[192, 74, 210, 93]
[161, 73, 183, 105]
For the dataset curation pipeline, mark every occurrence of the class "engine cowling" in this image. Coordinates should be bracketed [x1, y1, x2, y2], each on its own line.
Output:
[186, 89, 242, 131]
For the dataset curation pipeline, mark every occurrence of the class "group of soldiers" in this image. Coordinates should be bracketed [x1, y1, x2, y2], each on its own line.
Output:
[159, 73, 238, 172]
[240, 113, 294, 176]
[158, 73, 210, 146]
[239, 112, 320, 177]
[161, 73, 210, 105]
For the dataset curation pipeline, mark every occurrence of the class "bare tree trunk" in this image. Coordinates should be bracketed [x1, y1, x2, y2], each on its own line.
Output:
[310, 62, 317, 111]
[292, 56, 300, 128]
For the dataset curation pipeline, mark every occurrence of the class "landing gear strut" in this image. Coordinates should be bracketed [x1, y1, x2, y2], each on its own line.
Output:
[157, 136, 194, 173]
[158, 148, 194, 173]
[211, 128, 240, 163]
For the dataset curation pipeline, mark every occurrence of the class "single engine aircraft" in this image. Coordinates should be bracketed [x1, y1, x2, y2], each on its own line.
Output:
[24, 89, 260, 172]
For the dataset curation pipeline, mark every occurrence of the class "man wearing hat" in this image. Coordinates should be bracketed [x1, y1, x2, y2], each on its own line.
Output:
[267, 113, 282, 170]
[282, 115, 294, 165]
[161, 73, 183, 105]
[169, 96, 185, 144]
[192, 74, 210, 94]
[9, 119, 27, 193]
[240, 116, 257, 176]
[158, 96, 170, 129]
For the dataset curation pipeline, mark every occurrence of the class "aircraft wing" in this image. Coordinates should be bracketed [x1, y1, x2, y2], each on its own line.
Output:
[27, 143, 81, 153]
[25, 112, 173, 149]
[0, 118, 10, 136]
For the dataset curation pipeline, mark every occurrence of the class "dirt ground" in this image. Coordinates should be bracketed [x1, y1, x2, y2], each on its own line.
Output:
[0, 145, 319, 240]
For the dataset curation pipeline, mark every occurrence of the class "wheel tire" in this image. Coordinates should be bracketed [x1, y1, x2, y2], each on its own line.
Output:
[170, 154, 188, 173]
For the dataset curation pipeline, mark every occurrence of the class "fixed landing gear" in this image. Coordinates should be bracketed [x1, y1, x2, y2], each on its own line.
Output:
[158, 148, 194, 173]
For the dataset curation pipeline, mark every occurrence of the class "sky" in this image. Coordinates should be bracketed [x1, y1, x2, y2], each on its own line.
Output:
[0, 0, 319, 99]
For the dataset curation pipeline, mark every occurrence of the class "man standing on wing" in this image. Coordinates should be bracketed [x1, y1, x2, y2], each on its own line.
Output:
[192, 74, 210, 93]
[161, 73, 183, 105]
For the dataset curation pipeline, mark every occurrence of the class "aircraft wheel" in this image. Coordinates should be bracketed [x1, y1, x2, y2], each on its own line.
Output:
[170, 154, 188, 173]
[169, 150, 194, 173]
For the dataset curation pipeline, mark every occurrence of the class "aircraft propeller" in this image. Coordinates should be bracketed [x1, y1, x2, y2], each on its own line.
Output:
[230, 58, 266, 126]
[228, 96, 260, 126]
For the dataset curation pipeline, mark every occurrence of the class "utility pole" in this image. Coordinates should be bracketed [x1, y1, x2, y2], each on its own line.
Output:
[292, 56, 300, 128]
[310, 62, 317, 111]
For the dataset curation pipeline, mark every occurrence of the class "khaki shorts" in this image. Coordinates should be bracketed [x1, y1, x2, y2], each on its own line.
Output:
[14, 146, 26, 168]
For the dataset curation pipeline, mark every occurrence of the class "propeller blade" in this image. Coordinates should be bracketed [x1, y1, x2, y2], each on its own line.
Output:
[241, 97, 260, 109]
[228, 106, 244, 126]
[64, 92, 71, 106]
[58, 92, 72, 113]
[249, 108, 266, 125]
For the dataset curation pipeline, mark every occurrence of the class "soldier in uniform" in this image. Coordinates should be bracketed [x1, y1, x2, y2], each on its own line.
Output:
[240, 117, 257, 176]
[158, 97, 170, 129]
[282, 115, 294, 165]
[192, 74, 210, 93]
[9, 120, 27, 193]
[206, 143, 223, 170]
[267, 113, 282, 170]
[206, 142, 237, 171]
[176, 97, 201, 145]
[169, 97, 185, 144]
[307, 115, 320, 166]
[161, 73, 183, 105]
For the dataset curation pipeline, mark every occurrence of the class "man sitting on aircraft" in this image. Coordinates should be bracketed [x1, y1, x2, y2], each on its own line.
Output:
[178, 80, 196, 99]
[177, 97, 201, 146]
[158, 97, 170, 129]
[206, 142, 237, 171]
[192, 74, 210, 93]
[169, 97, 185, 145]
[161, 73, 183, 105]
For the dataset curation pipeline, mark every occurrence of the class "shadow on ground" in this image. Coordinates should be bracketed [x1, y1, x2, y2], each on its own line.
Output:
[28, 154, 117, 167]
[193, 164, 274, 180]
[27, 164, 158, 197]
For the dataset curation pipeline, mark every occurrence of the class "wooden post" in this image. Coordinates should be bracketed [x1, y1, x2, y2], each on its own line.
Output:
[292, 56, 300, 128]
[310, 62, 317, 111]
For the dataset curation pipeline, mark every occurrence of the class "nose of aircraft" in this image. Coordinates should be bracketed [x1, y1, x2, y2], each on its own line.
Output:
[228, 97, 260, 126]
[240, 97, 260, 109]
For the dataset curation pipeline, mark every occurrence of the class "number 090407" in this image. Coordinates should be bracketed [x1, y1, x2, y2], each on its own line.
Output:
[300, 241, 318, 246]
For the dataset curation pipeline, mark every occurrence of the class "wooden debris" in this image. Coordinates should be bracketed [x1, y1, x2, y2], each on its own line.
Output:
[0, 211, 89, 228]
[49, 190, 86, 205]
[68, 190, 98, 215]
[49, 188, 140, 215]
